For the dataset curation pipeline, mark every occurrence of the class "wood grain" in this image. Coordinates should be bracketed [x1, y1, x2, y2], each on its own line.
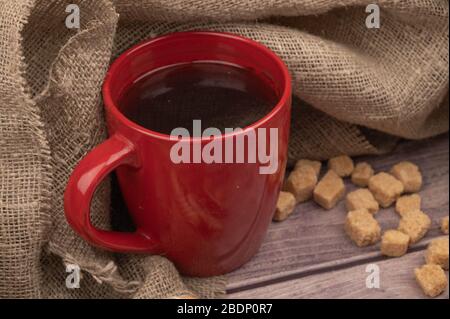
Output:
[228, 250, 449, 299]
[227, 134, 449, 291]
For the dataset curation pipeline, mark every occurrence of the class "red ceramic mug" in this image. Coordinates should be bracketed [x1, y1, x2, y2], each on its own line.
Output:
[64, 31, 291, 276]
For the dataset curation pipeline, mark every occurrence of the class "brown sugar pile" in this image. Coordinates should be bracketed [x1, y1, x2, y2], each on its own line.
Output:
[274, 158, 449, 298]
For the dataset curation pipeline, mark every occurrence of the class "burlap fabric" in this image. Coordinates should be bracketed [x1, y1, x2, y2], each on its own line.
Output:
[0, 0, 448, 298]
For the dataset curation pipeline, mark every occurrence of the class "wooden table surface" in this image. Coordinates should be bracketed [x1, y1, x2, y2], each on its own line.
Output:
[226, 133, 449, 299]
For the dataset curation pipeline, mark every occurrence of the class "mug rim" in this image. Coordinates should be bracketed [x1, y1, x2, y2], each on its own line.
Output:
[102, 31, 291, 142]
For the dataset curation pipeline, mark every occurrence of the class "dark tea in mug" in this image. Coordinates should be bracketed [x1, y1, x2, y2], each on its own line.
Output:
[117, 62, 278, 134]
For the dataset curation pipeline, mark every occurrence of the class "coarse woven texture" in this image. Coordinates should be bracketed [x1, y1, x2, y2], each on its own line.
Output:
[0, 0, 448, 298]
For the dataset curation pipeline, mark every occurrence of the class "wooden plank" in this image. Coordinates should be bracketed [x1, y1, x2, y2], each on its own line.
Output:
[227, 134, 449, 290]
[228, 250, 449, 299]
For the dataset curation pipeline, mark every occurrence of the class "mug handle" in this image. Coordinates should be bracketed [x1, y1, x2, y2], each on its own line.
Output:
[64, 134, 161, 253]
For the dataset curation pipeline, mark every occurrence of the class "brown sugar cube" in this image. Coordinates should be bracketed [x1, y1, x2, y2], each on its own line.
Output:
[328, 155, 354, 177]
[351, 162, 374, 187]
[294, 159, 321, 177]
[346, 188, 379, 214]
[284, 166, 317, 203]
[414, 264, 448, 298]
[345, 209, 381, 247]
[441, 216, 449, 235]
[273, 191, 296, 222]
[313, 170, 345, 210]
[398, 210, 431, 245]
[368, 172, 404, 208]
[395, 194, 421, 216]
[425, 237, 449, 270]
[390, 161, 422, 193]
[380, 230, 410, 257]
